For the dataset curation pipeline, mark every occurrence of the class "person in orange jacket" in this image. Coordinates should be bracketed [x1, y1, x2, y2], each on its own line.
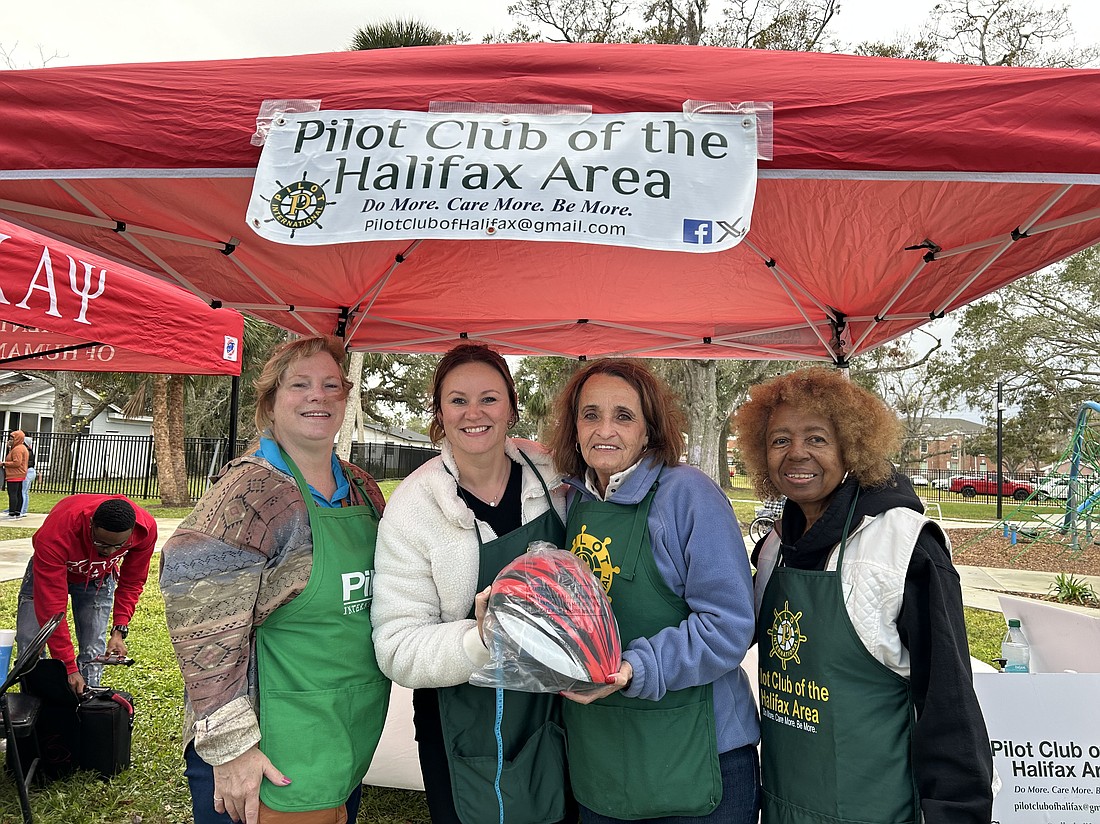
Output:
[3, 428, 29, 518]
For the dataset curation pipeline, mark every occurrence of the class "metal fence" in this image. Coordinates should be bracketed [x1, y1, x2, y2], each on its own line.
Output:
[904, 468, 1061, 503]
[7, 431, 438, 501]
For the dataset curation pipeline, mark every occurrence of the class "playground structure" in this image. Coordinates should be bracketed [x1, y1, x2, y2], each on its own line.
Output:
[989, 401, 1100, 556]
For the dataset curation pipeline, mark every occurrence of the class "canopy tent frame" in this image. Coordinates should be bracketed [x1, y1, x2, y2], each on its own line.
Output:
[4, 179, 1097, 364]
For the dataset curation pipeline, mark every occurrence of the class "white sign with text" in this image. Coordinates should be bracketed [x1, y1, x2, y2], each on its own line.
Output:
[974, 673, 1100, 823]
[247, 109, 759, 252]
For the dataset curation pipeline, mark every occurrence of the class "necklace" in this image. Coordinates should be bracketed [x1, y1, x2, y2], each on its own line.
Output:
[459, 464, 511, 508]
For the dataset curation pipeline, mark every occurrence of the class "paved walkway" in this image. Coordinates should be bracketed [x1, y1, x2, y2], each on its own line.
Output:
[3, 512, 1098, 615]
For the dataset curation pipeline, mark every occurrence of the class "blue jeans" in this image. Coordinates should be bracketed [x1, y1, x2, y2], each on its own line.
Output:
[21, 467, 35, 515]
[579, 744, 760, 824]
[184, 743, 362, 823]
[15, 560, 115, 687]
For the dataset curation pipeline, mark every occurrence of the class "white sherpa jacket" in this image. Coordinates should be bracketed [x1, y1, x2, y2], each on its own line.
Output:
[372, 437, 566, 689]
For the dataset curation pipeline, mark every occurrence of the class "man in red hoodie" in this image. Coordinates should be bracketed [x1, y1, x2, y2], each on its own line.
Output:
[16, 495, 157, 695]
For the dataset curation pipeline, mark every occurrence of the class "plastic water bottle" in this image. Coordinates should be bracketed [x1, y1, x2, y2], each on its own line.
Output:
[1001, 619, 1030, 673]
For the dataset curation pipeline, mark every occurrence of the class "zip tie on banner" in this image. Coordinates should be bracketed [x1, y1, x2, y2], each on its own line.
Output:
[495, 687, 505, 824]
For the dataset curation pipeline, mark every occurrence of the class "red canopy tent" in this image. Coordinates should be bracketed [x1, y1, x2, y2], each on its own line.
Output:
[0, 216, 243, 375]
[0, 44, 1097, 362]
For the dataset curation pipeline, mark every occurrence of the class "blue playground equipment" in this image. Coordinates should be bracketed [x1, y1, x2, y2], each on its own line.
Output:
[1059, 401, 1100, 550]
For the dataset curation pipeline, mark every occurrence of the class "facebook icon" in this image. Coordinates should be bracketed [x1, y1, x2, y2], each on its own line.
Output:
[683, 219, 713, 244]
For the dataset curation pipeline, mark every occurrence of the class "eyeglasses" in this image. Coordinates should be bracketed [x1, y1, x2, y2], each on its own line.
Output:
[90, 522, 133, 551]
[92, 538, 130, 550]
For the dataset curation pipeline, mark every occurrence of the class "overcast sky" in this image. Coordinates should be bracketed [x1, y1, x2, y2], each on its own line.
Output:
[2, 0, 1096, 66]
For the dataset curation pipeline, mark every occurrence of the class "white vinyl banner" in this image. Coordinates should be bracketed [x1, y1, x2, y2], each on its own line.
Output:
[973, 673, 1100, 824]
[246, 109, 759, 252]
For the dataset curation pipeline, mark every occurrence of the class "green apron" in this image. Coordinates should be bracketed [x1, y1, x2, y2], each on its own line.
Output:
[255, 451, 391, 811]
[562, 481, 722, 820]
[437, 452, 569, 824]
[757, 497, 920, 824]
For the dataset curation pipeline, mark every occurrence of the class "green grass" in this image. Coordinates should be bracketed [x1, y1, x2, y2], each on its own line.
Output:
[964, 606, 1008, 669]
[2, 477, 1005, 823]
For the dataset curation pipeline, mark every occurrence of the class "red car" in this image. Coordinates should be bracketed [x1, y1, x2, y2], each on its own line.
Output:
[949, 476, 1034, 501]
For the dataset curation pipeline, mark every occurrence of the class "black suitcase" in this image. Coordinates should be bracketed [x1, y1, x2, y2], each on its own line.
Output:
[77, 688, 134, 777]
[16, 658, 135, 779]
[15, 659, 80, 780]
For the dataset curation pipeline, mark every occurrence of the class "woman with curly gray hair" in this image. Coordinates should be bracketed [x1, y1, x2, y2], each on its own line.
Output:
[733, 366, 993, 824]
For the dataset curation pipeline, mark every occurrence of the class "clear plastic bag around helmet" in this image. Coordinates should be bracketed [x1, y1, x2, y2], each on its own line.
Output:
[470, 542, 622, 694]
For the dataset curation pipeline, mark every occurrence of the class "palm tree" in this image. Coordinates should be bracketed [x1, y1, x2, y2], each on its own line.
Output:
[349, 18, 455, 50]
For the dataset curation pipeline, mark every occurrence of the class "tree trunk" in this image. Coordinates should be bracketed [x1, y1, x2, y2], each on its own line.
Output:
[168, 375, 191, 505]
[52, 372, 79, 433]
[45, 371, 80, 484]
[678, 360, 723, 483]
[716, 417, 732, 490]
[337, 351, 365, 461]
[152, 375, 190, 506]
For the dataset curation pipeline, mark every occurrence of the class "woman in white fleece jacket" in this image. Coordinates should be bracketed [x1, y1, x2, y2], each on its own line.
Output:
[372, 344, 573, 824]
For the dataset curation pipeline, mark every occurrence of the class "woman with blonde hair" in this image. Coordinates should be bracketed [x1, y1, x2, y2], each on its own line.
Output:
[162, 335, 389, 824]
[733, 366, 992, 824]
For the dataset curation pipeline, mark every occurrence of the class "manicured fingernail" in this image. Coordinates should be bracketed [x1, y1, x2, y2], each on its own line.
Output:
[282, 777, 292, 785]
[605, 675, 617, 684]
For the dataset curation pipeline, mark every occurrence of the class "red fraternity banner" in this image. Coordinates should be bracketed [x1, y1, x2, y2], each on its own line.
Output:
[0, 218, 242, 375]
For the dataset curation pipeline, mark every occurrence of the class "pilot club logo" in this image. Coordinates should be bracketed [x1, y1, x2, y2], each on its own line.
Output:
[265, 173, 331, 237]
[570, 525, 621, 601]
[767, 600, 807, 670]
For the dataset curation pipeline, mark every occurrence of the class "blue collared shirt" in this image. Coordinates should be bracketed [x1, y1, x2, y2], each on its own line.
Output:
[256, 436, 349, 508]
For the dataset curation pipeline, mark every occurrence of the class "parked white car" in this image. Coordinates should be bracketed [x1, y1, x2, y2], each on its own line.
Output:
[908, 474, 929, 486]
[930, 476, 956, 490]
[1035, 476, 1100, 501]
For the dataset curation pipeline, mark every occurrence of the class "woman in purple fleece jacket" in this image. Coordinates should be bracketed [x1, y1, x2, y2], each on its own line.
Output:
[548, 358, 760, 824]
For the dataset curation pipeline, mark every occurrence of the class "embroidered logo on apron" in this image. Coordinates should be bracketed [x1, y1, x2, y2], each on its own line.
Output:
[341, 569, 374, 615]
[767, 600, 807, 669]
[570, 524, 621, 600]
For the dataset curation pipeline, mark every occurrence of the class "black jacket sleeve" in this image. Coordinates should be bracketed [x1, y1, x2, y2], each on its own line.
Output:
[898, 525, 994, 824]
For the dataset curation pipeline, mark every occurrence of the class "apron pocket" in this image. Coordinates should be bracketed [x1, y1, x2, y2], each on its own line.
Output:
[260, 679, 390, 811]
[449, 720, 567, 824]
[565, 698, 720, 819]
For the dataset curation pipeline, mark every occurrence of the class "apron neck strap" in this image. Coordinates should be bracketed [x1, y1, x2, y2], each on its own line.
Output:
[835, 488, 860, 567]
[278, 444, 314, 504]
[277, 444, 363, 511]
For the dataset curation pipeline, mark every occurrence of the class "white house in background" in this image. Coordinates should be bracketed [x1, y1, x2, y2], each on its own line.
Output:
[0, 373, 154, 478]
[0, 373, 153, 438]
[356, 421, 433, 447]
